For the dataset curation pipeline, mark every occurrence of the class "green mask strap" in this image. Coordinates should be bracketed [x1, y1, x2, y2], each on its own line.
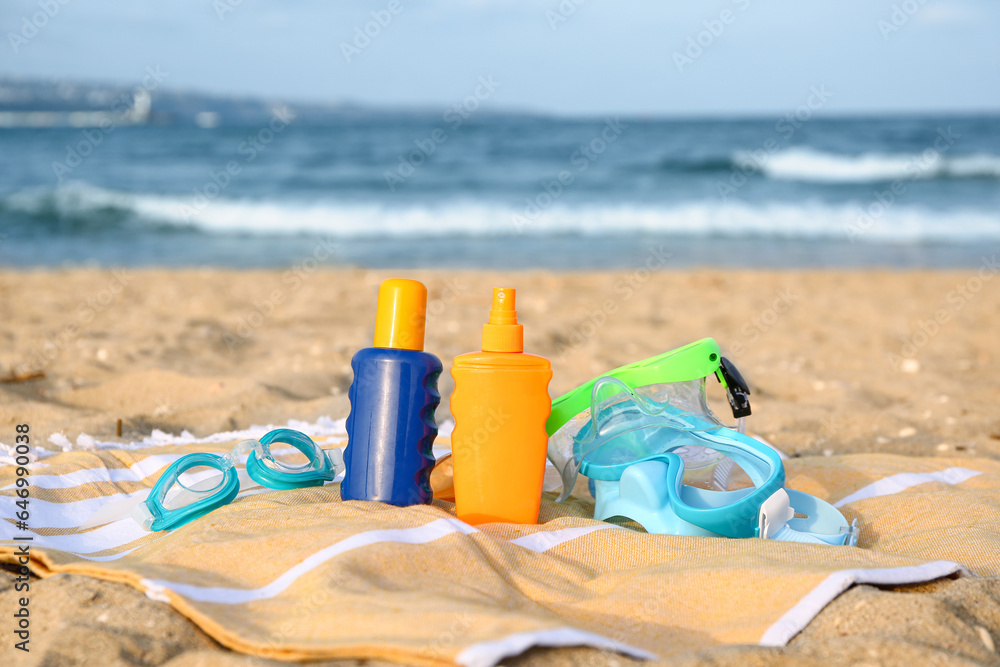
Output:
[547, 338, 724, 436]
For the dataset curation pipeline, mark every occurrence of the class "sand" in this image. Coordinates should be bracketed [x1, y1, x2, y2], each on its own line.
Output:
[1, 267, 999, 665]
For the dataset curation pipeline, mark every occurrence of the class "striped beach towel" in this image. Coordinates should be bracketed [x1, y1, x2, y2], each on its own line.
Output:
[2, 418, 999, 666]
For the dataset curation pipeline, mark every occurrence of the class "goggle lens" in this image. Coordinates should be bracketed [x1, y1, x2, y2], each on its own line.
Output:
[165, 465, 227, 510]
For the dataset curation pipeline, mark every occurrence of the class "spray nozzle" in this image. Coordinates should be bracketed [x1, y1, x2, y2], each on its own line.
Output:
[482, 287, 523, 352]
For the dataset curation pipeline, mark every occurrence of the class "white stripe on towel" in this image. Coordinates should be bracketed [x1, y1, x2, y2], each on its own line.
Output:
[3, 446, 446, 497]
[509, 524, 614, 552]
[834, 467, 982, 508]
[456, 626, 657, 667]
[1, 454, 183, 492]
[6, 482, 279, 530]
[70, 546, 145, 562]
[16, 519, 155, 555]
[759, 560, 968, 646]
[6, 492, 153, 530]
[7, 513, 611, 573]
[139, 517, 479, 604]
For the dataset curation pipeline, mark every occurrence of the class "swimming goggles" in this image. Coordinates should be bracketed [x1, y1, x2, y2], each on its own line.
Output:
[81, 428, 342, 532]
[547, 341, 858, 546]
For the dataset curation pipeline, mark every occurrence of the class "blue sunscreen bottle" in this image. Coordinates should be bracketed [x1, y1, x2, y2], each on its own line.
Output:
[342, 279, 442, 506]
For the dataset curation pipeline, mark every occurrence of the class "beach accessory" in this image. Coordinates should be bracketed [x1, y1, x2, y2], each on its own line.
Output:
[548, 341, 858, 545]
[451, 287, 552, 525]
[547, 338, 749, 439]
[111, 429, 340, 531]
[342, 279, 442, 506]
[547, 339, 746, 497]
[134, 428, 341, 531]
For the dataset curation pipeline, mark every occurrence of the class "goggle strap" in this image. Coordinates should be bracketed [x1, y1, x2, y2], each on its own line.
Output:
[132, 501, 155, 531]
[80, 490, 151, 530]
[236, 467, 259, 489]
[325, 447, 344, 475]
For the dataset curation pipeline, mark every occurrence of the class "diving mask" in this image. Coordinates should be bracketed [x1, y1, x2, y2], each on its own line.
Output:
[547, 342, 858, 546]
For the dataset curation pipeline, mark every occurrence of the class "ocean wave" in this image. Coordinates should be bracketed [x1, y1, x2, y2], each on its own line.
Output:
[740, 148, 1000, 183]
[1, 183, 192, 231]
[2, 183, 999, 243]
[655, 156, 734, 174]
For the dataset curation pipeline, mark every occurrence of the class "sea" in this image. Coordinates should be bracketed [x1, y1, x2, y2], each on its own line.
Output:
[1, 113, 999, 269]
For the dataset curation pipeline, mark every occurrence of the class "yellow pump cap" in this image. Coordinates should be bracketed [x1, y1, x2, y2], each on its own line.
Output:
[373, 278, 427, 351]
[482, 287, 523, 353]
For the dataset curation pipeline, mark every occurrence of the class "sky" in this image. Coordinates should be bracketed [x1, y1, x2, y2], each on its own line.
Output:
[2, 0, 999, 116]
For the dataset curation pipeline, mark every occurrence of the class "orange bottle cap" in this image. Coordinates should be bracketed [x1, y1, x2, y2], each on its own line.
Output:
[482, 287, 523, 353]
[373, 279, 427, 351]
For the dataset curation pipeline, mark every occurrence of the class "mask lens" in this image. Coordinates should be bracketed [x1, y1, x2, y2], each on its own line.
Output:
[636, 381, 723, 427]
[675, 445, 755, 492]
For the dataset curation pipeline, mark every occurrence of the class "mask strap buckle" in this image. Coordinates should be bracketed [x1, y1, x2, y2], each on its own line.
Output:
[758, 488, 794, 539]
[716, 356, 752, 420]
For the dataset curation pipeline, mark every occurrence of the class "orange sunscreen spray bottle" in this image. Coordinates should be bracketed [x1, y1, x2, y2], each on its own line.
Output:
[450, 288, 552, 524]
